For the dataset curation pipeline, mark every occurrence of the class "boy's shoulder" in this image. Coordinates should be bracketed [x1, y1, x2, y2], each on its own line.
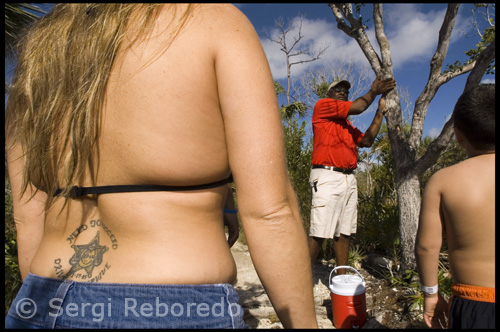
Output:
[427, 154, 495, 189]
[426, 158, 470, 190]
[428, 159, 466, 181]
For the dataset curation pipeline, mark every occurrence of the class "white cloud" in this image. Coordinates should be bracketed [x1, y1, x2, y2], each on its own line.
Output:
[260, 4, 459, 80]
[261, 17, 368, 81]
[260, 4, 480, 82]
[427, 127, 441, 139]
[481, 78, 495, 84]
[380, 4, 450, 69]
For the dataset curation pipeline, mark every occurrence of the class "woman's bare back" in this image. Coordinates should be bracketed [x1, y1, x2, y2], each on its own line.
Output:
[30, 4, 253, 285]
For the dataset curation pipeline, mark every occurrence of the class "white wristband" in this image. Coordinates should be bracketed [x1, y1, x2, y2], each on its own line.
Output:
[420, 283, 438, 294]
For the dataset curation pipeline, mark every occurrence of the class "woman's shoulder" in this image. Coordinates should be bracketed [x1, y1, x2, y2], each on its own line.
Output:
[193, 4, 257, 38]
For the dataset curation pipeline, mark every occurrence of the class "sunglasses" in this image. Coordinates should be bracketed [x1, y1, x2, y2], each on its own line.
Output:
[333, 87, 349, 94]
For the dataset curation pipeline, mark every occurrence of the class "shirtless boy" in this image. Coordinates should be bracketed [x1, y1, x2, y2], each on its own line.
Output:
[415, 84, 495, 329]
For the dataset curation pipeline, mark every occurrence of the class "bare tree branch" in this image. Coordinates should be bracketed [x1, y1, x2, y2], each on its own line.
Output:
[290, 47, 328, 67]
[288, 20, 305, 53]
[471, 4, 495, 38]
[416, 39, 495, 174]
[328, 3, 357, 38]
[429, 4, 461, 81]
[267, 17, 292, 44]
[437, 62, 475, 85]
[415, 118, 455, 176]
[266, 15, 329, 125]
[463, 39, 495, 92]
[329, 3, 382, 73]
[409, 4, 460, 150]
[372, 4, 407, 145]
[373, 4, 392, 70]
[471, 7, 484, 38]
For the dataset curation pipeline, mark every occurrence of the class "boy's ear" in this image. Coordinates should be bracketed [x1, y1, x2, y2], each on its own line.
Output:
[454, 126, 465, 145]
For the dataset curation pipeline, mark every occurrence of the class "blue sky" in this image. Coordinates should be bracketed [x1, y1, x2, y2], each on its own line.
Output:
[6, 4, 495, 141]
[235, 3, 495, 140]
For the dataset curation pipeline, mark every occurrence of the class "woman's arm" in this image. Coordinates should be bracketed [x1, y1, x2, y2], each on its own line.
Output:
[212, 5, 317, 328]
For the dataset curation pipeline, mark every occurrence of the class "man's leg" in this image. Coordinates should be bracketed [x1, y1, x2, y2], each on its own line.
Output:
[308, 236, 323, 267]
[333, 234, 350, 274]
[334, 174, 356, 275]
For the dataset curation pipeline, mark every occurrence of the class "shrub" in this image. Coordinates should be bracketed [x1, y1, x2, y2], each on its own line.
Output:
[5, 171, 22, 316]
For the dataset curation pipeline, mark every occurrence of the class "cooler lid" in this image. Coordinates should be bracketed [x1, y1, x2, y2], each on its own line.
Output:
[330, 275, 366, 296]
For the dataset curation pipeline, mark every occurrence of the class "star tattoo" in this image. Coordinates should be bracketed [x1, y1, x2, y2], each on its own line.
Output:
[66, 231, 109, 278]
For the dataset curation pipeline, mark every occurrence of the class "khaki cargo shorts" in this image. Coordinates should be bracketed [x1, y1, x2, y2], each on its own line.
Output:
[309, 168, 358, 239]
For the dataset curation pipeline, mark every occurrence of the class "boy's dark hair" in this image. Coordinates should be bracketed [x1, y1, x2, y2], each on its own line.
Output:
[453, 83, 495, 151]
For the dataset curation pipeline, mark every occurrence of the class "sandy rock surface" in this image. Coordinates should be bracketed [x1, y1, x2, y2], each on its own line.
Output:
[230, 241, 428, 329]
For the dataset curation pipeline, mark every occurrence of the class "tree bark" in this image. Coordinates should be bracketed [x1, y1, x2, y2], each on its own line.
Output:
[396, 174, 421, 271]
[409, 4, 460, 151]
[463, 39, 495, 92]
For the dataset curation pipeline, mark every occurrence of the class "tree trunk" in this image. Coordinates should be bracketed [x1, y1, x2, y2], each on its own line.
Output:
[395, 174, 421, 271]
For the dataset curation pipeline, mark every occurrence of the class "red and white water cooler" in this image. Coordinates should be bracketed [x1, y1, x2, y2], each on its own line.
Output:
[329, 266, 367, 329]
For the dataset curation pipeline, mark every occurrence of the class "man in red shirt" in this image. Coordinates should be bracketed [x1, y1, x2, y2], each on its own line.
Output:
[308, 75, 396, 274]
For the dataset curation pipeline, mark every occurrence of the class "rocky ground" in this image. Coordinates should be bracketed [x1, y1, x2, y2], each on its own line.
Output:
[230, 241, 429, 329]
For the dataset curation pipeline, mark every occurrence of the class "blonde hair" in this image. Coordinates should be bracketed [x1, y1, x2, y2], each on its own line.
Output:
[6, 4, 194, 210]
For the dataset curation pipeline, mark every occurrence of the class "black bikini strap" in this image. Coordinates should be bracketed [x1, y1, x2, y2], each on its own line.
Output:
[53, 175, 233, 198]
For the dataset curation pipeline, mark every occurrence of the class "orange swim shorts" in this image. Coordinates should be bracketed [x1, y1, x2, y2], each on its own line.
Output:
[452, 283, 495, 303]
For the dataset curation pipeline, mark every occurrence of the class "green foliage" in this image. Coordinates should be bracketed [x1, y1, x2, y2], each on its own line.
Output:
[283, 117, 313, 231]
[347, 245, 366, 268]
[5, 240, 22, 317]
[388, 259, 453, 313]
[280, 101, 308, 121]
[389, 269, 420, 288]
[274, 81, 285, 96]
[309, 76, 330, 99]
[357, 188, 399, 255]
[436, 259, 453, 298]
[276, 76, 315, 229]
[275, 79, 310, 124]
[308, 75, 344, 100]
[5, 172, 22, 316]
[354, 126, 399, 255]
[444, 5, 495, 75]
